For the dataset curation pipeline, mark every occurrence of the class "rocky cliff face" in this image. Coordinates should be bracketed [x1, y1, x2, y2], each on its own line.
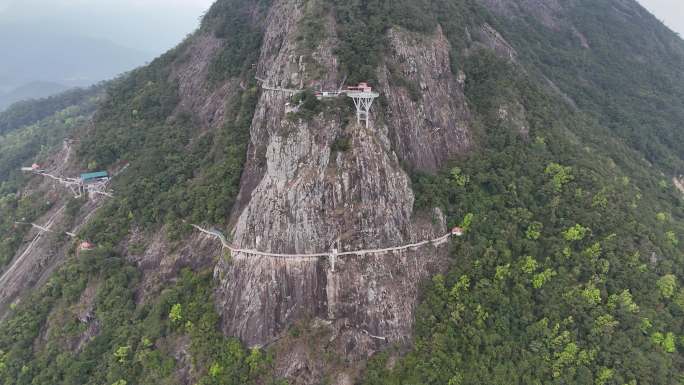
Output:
[202, 0, 467, 378]
[380, 27, 471, 172]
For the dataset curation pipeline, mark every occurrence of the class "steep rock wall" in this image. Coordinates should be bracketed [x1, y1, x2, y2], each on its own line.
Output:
[211, 0, 462, 372]
[170, 34, 238, 130]
[380, 27, 471, 173]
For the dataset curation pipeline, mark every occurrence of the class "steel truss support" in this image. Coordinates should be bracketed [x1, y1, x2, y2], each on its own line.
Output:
[348, 92, 379, 128]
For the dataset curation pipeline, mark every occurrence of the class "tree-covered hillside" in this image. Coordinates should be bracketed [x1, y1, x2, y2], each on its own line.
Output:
[486, 0, 684, 173]
[0, 0, 683, 384]
[0, 87, 101, 135]
[365, 49, 684, 385]
[0, 87, 102, 270]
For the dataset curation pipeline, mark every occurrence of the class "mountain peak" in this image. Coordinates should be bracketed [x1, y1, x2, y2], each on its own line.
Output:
[0, 1, 683, 384]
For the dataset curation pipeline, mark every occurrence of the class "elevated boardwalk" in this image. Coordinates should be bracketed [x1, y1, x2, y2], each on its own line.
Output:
[192, 224, 458, 261]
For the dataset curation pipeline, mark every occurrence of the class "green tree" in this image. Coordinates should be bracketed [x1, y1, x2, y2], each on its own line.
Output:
[525, 222, 543, 240]
[169, 303, 183, 323]
[593, 314, 618, 335]
[563, 224, 590, 241]
[595, 367, 613, 385]
[657, 275, 677, 299]
[495, 264, 511, 281]
[246, 348, 263, 375]
[581, 284, 602, 306]
[450, 167, 469, 187]
[521, 256, 538, 274]
[663, 333, 677, 353]
[461, 213, 474, 232]
[532, 269, 557, 289]
[114, 346, 131, 364]
[674, 288, 684, 310]
[651, 332, 677, 353]
[0, 349, 6, 374]
[665, 231, 679, 247]
[209, 362, 223, 377]
[607, 290, 639, 313]
[545, 163, 574, 192]
[640, 318, 653, 335]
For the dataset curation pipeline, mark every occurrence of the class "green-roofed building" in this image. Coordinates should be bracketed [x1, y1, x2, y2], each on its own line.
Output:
[80, 171, 109, 183]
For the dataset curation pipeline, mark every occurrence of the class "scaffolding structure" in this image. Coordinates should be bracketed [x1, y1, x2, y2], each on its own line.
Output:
[21, 167, 113, 199]
[347, 90, 379, 128]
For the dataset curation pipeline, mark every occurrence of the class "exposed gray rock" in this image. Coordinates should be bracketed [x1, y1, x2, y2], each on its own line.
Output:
[1, 1, 475, 383]
[478, 0, 564, 29]
[126, 227, 218, 302]
[497, 101, 529, 137]
[212, 2, 455, 379]
[0, 141, 106, 319]
[475, 23, 518, 61]
[170, 34, 238, 130]
[674, 176, 684, 195]
[381, 27, 472, 173]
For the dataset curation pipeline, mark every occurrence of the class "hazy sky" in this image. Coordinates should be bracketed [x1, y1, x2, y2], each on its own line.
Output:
[0, 0, 215, 53]
[0, 0, 681, 54]
[639, 0, 684, 36]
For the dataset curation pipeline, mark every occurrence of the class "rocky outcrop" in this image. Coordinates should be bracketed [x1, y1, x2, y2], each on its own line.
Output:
[212, 1, 459, 379]
[126, 227, 218, 302]
[0, 196, 106, 320]
[497, 101, 529, 137]
[170, 34, 238, 130]
[478, 0, 565, 29]
[475, 23, 518, 61]
[381, 27, 471, 173]
[674, 176, 684, 195]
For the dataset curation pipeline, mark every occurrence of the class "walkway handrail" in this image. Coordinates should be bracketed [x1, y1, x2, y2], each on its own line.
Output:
[192, 225, 456, 260]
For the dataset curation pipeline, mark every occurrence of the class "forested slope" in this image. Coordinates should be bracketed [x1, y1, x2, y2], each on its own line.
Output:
[0, 87, 103, 270]
[483, 0, 684, 172]
[0, 1, 682, 384]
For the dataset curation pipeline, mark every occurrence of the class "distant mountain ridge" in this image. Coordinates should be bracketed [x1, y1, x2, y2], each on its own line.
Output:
[0, 23, 153, 110]
[0, 81, 69, 111]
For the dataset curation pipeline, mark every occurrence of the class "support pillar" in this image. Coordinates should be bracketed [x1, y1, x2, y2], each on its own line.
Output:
[330, 248, 338, 273]
[348, 91, 379, 128]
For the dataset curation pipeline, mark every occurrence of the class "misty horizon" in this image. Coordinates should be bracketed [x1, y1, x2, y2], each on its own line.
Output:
[0, 0, 682, 55]
[0, 0, 682, 56]
[0, 0, 215, 54]
[0, 0, 682, 111]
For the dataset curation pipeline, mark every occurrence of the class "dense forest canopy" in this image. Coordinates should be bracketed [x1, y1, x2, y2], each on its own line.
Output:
[0, 0, 683, 384]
